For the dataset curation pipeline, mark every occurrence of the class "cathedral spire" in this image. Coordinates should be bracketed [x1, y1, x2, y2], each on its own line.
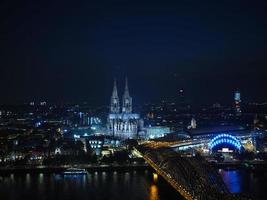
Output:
[124, 77, 130, 97]
[122, 77, 132, 113]
[110, 79, 120, 113]
[112, 79, 118, 97]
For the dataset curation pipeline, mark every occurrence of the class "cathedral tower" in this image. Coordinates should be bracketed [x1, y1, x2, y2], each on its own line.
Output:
[107, 78, 142, 140]
[110, 79, 120, 113]
[122, 78, 132, 113]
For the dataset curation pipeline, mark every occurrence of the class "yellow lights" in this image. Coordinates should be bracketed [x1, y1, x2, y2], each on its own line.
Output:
[243, 140, 255, 152]
[153, 173, 158, 182]
[149, 184, 159, 200]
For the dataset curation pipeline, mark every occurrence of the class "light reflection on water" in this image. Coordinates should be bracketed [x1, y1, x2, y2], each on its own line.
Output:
[38, 173, 44, 184]
[0, 171, 178, 200]
[10, 174, 14, 183]
[2, 169, 264, 200]
[220, 170, 241, 193]
[219, 168, 266, 199]
[25, 173, 30, 188]
[150, 184, 159, 200]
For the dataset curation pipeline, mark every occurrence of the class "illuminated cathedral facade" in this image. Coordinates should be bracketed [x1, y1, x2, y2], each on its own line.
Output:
[107, 78, 143, 139]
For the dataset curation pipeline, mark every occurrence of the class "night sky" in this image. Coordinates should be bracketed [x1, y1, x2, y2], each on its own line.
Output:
[1, 0, 267, 105]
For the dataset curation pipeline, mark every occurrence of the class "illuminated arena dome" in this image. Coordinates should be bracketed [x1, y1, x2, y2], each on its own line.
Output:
[209, 133, 242, 152]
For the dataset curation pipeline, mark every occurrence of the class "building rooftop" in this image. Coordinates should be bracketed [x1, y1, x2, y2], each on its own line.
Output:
[187, 125, 247, 136]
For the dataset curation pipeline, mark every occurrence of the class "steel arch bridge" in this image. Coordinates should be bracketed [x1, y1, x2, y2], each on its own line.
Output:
[209, 133, 242, 151]
[135, 143, 250, 200]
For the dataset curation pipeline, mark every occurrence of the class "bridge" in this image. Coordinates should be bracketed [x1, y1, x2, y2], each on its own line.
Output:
[135, 142, 250, 200]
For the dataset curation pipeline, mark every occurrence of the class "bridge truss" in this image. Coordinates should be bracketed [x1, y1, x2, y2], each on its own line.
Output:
[137, 144, 250, 200]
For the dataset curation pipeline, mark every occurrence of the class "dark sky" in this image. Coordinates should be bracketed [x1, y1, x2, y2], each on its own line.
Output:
[0, 0, 267, 105]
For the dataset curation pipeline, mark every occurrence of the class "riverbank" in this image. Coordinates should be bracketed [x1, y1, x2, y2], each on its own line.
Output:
[0, 164, 150, 175]
[211, 160, 267, 171]
[1, 160, 266, 175]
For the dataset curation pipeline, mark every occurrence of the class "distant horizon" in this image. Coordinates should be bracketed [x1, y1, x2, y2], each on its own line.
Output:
[0, 91, 266, 108]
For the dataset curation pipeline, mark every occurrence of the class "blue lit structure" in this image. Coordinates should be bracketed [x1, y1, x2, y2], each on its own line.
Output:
[209, 134, 242, 151]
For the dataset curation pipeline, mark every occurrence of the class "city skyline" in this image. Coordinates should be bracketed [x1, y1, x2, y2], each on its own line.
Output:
[0, 1, 267, 200]
[0, 76, 263, 107]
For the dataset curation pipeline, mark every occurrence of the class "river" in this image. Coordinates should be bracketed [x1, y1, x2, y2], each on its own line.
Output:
[0, 169, 265, 200]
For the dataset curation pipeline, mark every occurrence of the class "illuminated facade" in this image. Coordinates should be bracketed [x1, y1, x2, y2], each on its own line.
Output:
[107, 79, 143, 139]
[144, 126, 171, 139]
[234, 91, 241, 114]
[187, 118, 197, 129]
[209, 134, 242, 152]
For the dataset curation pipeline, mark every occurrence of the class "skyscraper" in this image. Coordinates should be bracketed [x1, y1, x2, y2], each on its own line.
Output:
[234, 90, 241, 114]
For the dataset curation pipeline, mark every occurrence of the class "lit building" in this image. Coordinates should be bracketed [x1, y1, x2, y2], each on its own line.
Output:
[188, 118, 197, 129]
[107, 78, 143, 139]
[143, 126, 171, 139]
[78, 112, 90, 126]
[234, 90, 241, 114]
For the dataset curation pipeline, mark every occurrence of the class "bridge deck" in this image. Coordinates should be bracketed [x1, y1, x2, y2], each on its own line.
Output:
[143, 154, 194, 200]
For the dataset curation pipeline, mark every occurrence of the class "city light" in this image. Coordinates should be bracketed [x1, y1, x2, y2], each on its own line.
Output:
[153, 173, 158, 182]
[209, 134, 242, 151]
[0, 1, 266, 199]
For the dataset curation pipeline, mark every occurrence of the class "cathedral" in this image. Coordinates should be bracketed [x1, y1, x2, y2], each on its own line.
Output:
[107, 78, 143, 139]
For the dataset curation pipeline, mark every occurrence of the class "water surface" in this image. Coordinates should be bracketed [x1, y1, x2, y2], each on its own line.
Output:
[0, 171, 182, 200]
[0, 169, 265, 200]
[220, 169, 266, 200]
